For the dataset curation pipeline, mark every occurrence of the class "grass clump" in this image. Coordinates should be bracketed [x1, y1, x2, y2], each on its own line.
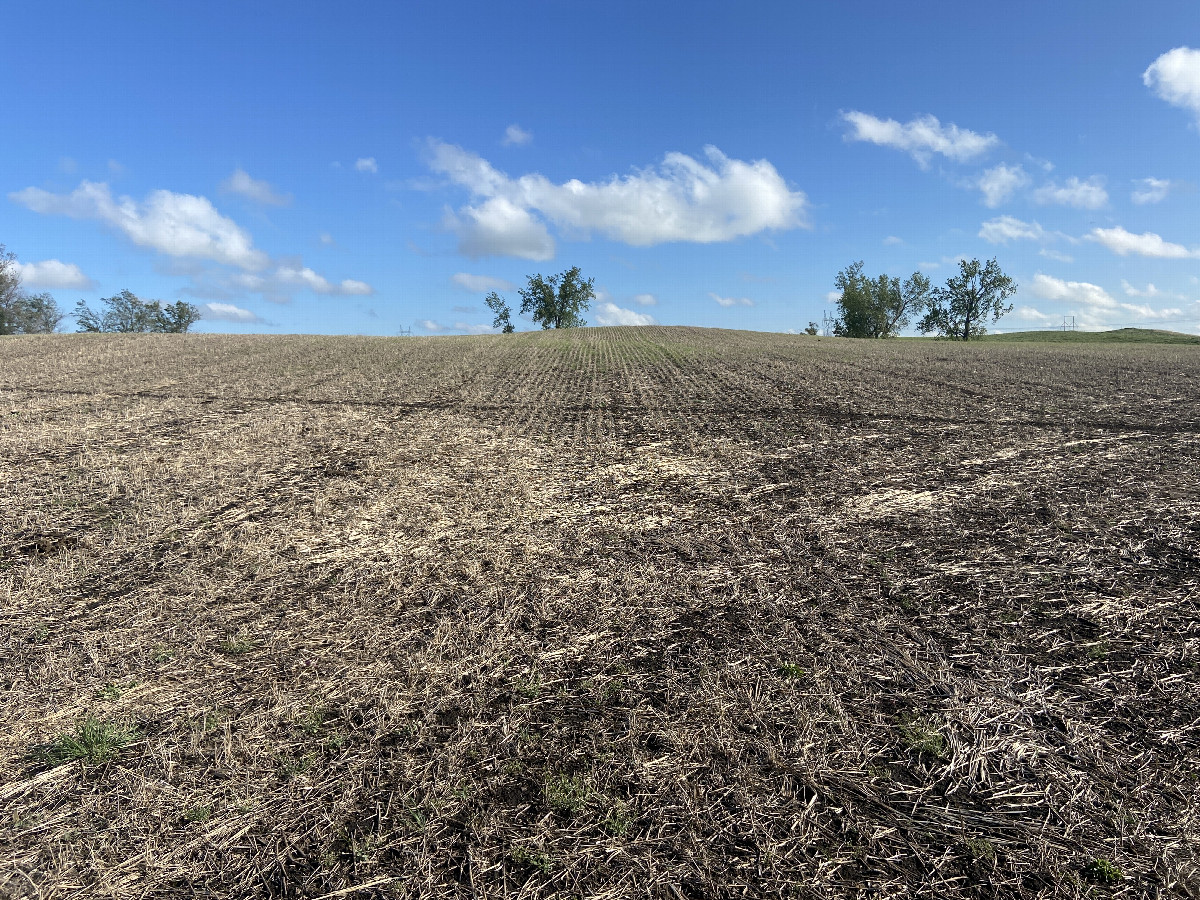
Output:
[544, 772, 591, 815]
[37, 717, 137, 766]
[897, 714, 947, 759]
[1086, 857, 1122, 883]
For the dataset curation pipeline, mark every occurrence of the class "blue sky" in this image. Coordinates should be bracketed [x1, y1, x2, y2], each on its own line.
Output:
[3, 0, 1199, 335]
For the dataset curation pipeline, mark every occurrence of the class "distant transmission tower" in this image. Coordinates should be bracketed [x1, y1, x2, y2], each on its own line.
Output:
[397, 326, 413, 337]
[1060, 315, 1076, 332]
[821, 311, 835, 337]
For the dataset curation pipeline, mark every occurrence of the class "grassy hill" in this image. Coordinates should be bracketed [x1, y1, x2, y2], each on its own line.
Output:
[980, 326, 1200, 344]
[2, 327, 1198, 898]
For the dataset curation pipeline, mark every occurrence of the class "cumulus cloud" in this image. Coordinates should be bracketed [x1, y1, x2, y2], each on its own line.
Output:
[1087, 226, 1198, 258]
[1143, 47, 1200, 121]
[274, 265, 373, 295]
[426, 140, 807, 258]
[1032, 176, 1108, 208]
[221, 168, 290, 206]
[979, 215, 1046, 244]
[451, 272, 517, 293]
[454, 321, 495, 335]
[1030, 273, 1117, 309]
[976, 163, 1030, 207]
[594, 302, 656, 326]
[420, 319, 447, 333]
[1039, 248, 1074, 263]
[10, 180, 270, 270]
[355, 157, 379, 174]
[632, 293, 657, 306]
[444, 197, 556, 260]
[1131, 177, 1173, 204]
[1030, 272, 1183, 326]
[709, 292, 754, 307]
[840, 111, 999, 167]
[1014, 305, 1057, 323]
[502, 124, 532, 146]
[202, 302, 267, 323]
[14, 259, 95, 289]
[882, 235, 904, 246]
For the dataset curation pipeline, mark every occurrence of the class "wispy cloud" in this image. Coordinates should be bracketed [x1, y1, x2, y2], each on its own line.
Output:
[978, 215, 1045, 244]
[840, 111, 999, 168]
[1033, 176, 1108, 209]
[502, 124, 532, 146]
[976, 163, 1030, 207]
[1131, 177, 1173, 205]
[355, 157, 379, 174]
[450, 272, 516, 292]
[221, 168, 290, 206]
[709, 292, 754, 307]
[632, 293, 657, 306]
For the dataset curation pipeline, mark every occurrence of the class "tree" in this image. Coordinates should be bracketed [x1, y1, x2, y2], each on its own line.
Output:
[919, 257, 1016, 341]
[804, 321, 819, 335]
[74, 290, 201, 333]
[831, 261, 931, 338]
[0, 244, 65, 334]
[484, 291, 515, 333]
[518, 266, 593, 329]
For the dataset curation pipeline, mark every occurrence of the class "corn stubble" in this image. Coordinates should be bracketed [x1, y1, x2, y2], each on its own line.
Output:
[1, 327, 1198, 898]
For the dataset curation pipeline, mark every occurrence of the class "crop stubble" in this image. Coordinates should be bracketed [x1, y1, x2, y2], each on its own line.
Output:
[1, 327, 1198, 898]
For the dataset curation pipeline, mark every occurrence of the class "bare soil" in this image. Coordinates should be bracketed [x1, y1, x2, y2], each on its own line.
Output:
[1, 327, 1198, 899]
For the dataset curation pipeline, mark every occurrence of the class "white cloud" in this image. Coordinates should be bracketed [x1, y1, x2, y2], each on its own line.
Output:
[594, 302, 656, 326]
[1014, 305, 1057, 323]
[221, 168, 290, 206]
[1087, 226, 1197, 258]
[1122, 280, 1160, 298]
[420, 319, 447, 332]
[451, 272, 516, 292]
[454, 321, 496, 335]
[632, 293, 657, 306]
[1032, 176, 1108, 208]
[355, 157, 379, 174]
[319, 232, 335, 245]
[840, 111, 999, 168]
[444, 196, 556, 260]
[883, 235, 904, 246]
[1030, 272, 1185, 327]
[13, 259, 95, 289]
[427, 140, 807, 257]
[824, 290, 842, 304]
[1131, 177, 1173, 204]
[1144, 47, 1200, 121]
[202, 302, 266, 323]
[274, 265, 373, 295]
[979, 215, 1045, 244]
[1038, 248, 1074, 263]
[976, 163, 1030, 207]
[1030, 273, 1117, 309]
[502, 124, 532, 146]
[709, 292, 753, 307]
[10, 180, 270, 270]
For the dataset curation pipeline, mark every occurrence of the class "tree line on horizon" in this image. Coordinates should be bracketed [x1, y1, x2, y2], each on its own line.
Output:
[821, 257, 1016, 341]
[1, 244, 201, 334]
[6, 240, 1015, 340]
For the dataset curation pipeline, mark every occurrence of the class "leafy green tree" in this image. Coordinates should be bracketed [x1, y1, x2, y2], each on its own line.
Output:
[804, 321, 819, 335]
[832, 261, 931, 338]
[518, 266, 593, 329]
[484, 291, 515, 333]
[919, 257, 1016, 341]
[0, 244, 65, 334]
[75, 290, 201, 333]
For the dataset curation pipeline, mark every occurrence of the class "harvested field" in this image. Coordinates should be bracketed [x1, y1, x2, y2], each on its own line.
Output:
[1, 326, 1198, 899]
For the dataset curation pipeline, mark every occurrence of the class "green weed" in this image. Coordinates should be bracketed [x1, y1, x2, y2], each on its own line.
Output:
[38, 717, 137, 766]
